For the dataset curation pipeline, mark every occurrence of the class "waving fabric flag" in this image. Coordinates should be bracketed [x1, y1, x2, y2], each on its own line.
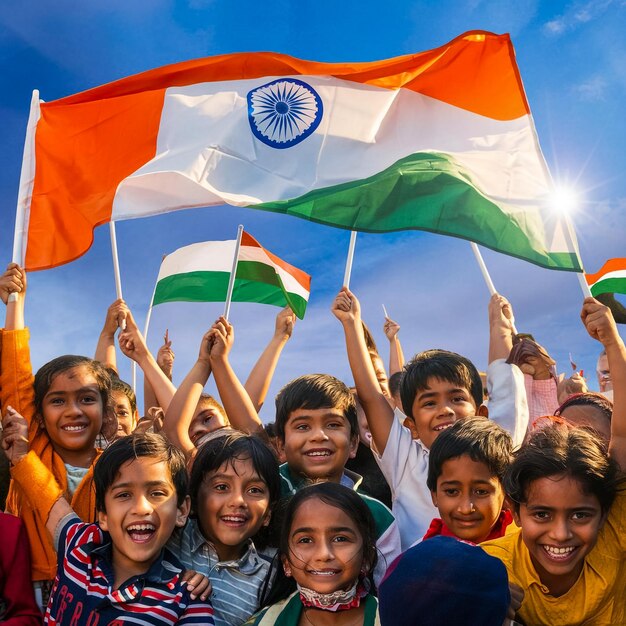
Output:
[17, 30, 581, 272]
[152, 231, 311, 319]
[585, 259, 626, 297]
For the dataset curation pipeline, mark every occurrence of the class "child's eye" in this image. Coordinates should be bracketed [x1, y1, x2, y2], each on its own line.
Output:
[453, 395, 468, 403]
[295, 424, 309, 431]
[151, 490, 168, 498]
[332, 535, 351, 543]
[50, 398, 64, 406]
[572, 511, 592, 521]
[248, 486, 266, 496]
[443, 489, 459, 497]
[82, 395, 98, 404]
[114, 491, 130, 499]
[532, 511, 551, 521]
[327, 422, 342, 429]
[296, 537, 312, 544]
[214, 483, 229, 491]
[474, 488, 491, 497]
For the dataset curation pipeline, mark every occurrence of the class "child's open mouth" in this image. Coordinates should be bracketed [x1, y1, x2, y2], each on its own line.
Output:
[308, 569, 340, 576]
[542, 544, 578, 562]
[221, 515, 248, 527]
[305, 449, 333, 458]
[61, 423, 88, 432]
[127, 523, 156, 543]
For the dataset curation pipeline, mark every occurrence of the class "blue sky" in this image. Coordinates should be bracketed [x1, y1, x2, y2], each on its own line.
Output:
[1, 0, 625, 420]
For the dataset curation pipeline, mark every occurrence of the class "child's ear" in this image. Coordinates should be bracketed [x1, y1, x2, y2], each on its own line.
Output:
[477, 404, 489, 418]
[403, 416, 419, 439]
[349, 433, 359, 459]
[430, 490, 438, 508]
[98, 509, 108, 532]
[176, 495, 191, 528]
[262, 510, 272, 528]
[281, 554, 292, 578]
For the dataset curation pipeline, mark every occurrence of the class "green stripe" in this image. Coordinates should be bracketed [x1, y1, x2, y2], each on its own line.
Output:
[590, 277, 626, 297]
[249, 152, 582, 272]
[152, 269, 308, 318]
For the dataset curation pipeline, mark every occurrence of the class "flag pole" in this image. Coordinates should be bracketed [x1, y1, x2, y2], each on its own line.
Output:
[9, 89, 41, 303]
[562, 215, 592, 298]
[137, 265, 162, 396]
[343, 231, 357, 288]
[109, 222, 124, 302]
[470, 243, 497, 296]
[224, 225, 244, 321]
[470, 243, 518, 334]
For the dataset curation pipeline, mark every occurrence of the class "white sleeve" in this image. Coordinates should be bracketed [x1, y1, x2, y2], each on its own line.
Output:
[487, 359, 529, 448]
[372, 410, 416, 494]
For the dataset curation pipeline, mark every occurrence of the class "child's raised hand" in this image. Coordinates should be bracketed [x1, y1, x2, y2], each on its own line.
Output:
[156, 329, 175, 377]
[383, 316, 401, 340]
[331, 286, 361, 324]
[0, 263, 26, 305]
[0, 406, 29, 465]
[197, 328, 215, 364]
[274, 306, 296, 341]
[581, 297, 621, 347]
[208, 316, 234, 360]
[488, 293, 515, 331]
[102, 299, 130, 336]
[118, 312, 149, 363]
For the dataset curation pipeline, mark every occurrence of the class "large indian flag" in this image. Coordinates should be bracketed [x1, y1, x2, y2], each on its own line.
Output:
[153, 231, 311, 318]
[16, 30, 582, 272]
[585, 259, 626, 297]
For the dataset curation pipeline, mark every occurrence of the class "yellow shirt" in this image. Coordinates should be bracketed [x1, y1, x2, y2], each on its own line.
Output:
[482, 480, 626, 626]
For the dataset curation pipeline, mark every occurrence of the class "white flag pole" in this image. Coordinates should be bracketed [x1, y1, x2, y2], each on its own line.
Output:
[470, 242, 497, 296]
[562, 215, 592, 298]
[224, 225, 244, 321]
[470, 242, 518, 334]
[9, 89, 41, 303]
[343, 231, 357, 288]
[137, 266, 161, 396]
[109, 222, 124, 302]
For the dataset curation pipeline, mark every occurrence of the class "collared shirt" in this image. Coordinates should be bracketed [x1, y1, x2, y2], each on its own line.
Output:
[168, 519, 276, 626]
[278, 464, 401, 585]
[46, 518, 214, 625]
[482, 480, 626, 625]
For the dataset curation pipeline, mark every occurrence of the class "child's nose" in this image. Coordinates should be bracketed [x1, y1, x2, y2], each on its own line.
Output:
[310, 427, 330, 442]
[228, 489, 246, 507]
[457, 495, 474, 515]
[132, 495, 153, 516]
[548, 517, 573, 543]
[65, 399, 83, 416]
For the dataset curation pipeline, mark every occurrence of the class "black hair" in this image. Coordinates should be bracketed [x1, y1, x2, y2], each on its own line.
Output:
[264, 422, 278, 438]
[189, 430, 280, 548]
[427, 418, 512, 491]
[34, 355, 112, 427]
[94, 433, 188, 511]
[504, 423, 619, 515]
[555, 392, 613, 425]
[274, 374, 358, 440]
[400, 349, 483, 418]
[388, 371, 403, 398]
[110, 375, 137, 416]
[267, 482, 378, 604]
[361, 321, 378, 354]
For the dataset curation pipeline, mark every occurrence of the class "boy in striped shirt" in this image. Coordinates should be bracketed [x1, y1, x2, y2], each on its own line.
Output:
[2, 424, 214, 625]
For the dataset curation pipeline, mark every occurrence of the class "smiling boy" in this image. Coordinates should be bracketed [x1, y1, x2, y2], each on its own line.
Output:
[424, 418, 513, 544]
[332, 287, 528, 549]
[2, 427, 214, 625]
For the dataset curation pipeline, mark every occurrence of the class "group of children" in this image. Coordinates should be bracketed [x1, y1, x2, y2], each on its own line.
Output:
[0, 261, 624, 626]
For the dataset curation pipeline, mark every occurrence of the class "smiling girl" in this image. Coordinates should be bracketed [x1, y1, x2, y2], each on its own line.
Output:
[482, 298, 626, 625]
[247, 482, 380, 626]
[1, 264, 112, 608]
[167, 430, 280, 626]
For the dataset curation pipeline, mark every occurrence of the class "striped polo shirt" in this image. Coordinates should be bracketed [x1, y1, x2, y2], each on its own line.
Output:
[46, 519, 214, 625]
[168, 519, 277, 626]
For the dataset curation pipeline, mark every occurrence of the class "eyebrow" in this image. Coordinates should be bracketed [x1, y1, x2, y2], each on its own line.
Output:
[292, 526, 356, 534]
[288, 413, 346, 422]
[525, 504, 599, 512]
[110, 480, 172, 490]
[45, 385, 100, 397]
[418, 388, 467, 400]
[439, 479, 494, 487]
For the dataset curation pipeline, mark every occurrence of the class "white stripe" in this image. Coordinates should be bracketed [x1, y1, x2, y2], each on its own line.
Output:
[590, 269, 626, 286]
[111, 75, 558, 249]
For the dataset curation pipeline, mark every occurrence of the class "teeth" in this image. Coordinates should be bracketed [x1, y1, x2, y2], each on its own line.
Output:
[544, 546, 575, 555]
[222, 516, 246, 522]
[63, 425, 86, 431]
[434, 424, 452, 431]
[307, 451, 331, 456]
[127, 524, 155, 532]
[309, 570, 338, 576]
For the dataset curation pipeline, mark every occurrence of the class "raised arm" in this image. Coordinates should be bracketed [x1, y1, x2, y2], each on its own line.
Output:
[486, 293, 528, 446]
[118, 311, 177, 411]
[244, 306, 295, 412]
[209, 316, 263, 434]
[94, 299, 130, 371]
[581, 298, 626, 469]
[1, 264, 26, 331]
[144, 331, 175, 414]
[332, 287, 395, 454]
[384, 315, 405, 376]
[162, 330, 212, 457]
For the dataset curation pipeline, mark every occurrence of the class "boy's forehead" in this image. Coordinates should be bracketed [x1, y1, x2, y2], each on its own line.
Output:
[287, 407, 347, 421]
[111, 457, 174, 486]
[419, 377, 469, 395]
